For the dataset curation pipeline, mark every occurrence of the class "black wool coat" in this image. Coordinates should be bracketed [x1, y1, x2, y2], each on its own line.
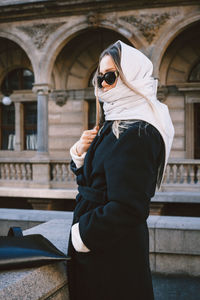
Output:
[67, 120, 165, 300]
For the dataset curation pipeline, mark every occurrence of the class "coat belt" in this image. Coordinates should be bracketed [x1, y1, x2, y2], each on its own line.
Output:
[78, 186, 107, 205]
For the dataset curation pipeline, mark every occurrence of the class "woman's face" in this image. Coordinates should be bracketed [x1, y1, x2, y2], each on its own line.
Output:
[99, 55, 118, 92]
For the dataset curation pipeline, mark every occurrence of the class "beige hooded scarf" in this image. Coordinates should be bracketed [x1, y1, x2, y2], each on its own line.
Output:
[97, 40, 174, 188]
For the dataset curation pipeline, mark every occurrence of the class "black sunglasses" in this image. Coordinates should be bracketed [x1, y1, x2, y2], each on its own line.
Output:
[97, 71, 119, 88]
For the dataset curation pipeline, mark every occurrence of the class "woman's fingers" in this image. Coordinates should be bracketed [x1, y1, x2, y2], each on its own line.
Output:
[77, 127, 99, 155]
[81, 129, 98, 141]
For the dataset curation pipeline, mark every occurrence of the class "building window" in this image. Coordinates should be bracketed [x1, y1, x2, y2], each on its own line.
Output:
[0, 103, 15, 150]
[1, 68, 34, 92]
[24, 102, 37, 150]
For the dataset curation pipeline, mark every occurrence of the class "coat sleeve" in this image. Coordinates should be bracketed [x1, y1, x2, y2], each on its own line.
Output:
[78, 125, 163, 252]
[70, 141, 87, 169]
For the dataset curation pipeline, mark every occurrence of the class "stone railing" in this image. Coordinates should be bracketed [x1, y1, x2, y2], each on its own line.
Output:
[50, 161, 76, 188]
[161, 159, 200, 191]
[0, 159, 76, 188]
[0, 162, 32, 181]
[0, 160, 33, 188]
[0, 158, 199, 191]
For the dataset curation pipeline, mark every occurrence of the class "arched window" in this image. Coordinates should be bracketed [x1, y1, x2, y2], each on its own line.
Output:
[1, 68, 34, 92]
[188, 62, 200, 82]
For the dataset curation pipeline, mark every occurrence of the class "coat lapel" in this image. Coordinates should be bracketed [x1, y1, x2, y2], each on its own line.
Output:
[83, 121, 113, 185]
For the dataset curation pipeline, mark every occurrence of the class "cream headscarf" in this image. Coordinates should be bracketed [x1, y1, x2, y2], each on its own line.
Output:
[97, 40, 174, 188]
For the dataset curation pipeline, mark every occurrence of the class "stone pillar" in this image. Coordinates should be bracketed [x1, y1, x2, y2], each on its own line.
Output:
[14, 102, 23, 151]
[33, 84, 51, 154]
[31, 84, 51, 191]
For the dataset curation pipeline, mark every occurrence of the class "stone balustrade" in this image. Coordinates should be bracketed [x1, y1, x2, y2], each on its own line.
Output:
[50, 161, 76, 188]
[161, 158, 200, 191]
[163, 159, 200, 184]
[0, 158, 200, 190]
[0, 162, 32, 181]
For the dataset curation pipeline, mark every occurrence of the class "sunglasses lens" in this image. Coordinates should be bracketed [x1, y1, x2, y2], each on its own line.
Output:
[97, 76, 103, 88]
[105, 72, 116, 85]
[97, 71, 118, 88]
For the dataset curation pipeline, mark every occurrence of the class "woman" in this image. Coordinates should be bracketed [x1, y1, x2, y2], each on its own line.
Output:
[67, 40, 174, 300]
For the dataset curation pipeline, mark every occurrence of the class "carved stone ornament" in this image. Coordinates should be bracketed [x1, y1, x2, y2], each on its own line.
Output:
[50, 90, 68, 106]
[17, 22, 65, 49]
[120, 13, 171, 43]
[87, 12, 99, 26]
[157, 86, 169, 102]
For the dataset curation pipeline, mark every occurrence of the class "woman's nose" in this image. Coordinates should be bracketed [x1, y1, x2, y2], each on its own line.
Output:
[101, 80, 107, 87]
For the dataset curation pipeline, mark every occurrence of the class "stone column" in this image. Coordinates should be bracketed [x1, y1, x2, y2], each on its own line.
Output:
[14, 102, 23, 151]
[31, 84, 51, 192]
[33, 84, 50, 154]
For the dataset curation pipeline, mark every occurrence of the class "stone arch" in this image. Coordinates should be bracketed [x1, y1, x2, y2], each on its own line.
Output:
[158, 20, 200, 85]
[0, 31, 36, 79]
[151, 13, 200, 78]
[156, 18, 200, 160]
[0, 38, 33, 86]
[41, 21, 143, 85]
[52, 27, 132, 90]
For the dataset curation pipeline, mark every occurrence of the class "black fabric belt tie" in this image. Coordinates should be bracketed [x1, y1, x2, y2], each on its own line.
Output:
[78, 186, 107, 205]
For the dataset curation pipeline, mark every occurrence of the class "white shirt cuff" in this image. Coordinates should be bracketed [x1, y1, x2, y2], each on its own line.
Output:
[71, 223, 90, 253]
[70, 141, 86, 169]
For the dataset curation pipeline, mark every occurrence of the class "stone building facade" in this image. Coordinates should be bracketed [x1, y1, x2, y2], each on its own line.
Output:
[0, 0, 199, 209]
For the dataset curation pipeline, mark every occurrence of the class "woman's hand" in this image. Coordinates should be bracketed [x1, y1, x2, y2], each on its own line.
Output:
[76, 126, 99, 156]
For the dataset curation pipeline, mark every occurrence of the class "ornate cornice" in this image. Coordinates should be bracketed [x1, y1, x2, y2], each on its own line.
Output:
[120, 13, 171, 43]
[17, 22, 65, 49]
[0, 1, 198, 23]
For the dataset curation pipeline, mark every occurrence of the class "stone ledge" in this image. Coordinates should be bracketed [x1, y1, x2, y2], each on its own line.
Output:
[148, 215, 200, 230]
[0, 208, 73, 235]
[152, 191, 200, 203]
[0, 208, 73, 222]
[0, 263, 69, 300]
[148, 216, 200, 258]
[0, 187, 77, 199]
[0, 187, 200, 204]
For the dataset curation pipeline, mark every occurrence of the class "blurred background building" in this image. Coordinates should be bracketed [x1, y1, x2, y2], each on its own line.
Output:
[0, 0, 199, 214]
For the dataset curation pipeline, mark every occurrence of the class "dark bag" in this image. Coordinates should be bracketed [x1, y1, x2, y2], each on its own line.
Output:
[0, 226, 70, 271]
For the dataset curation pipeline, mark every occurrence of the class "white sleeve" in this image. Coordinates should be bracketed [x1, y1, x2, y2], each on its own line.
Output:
[70, 141, 86, 169]
[71, 223, 90, 252]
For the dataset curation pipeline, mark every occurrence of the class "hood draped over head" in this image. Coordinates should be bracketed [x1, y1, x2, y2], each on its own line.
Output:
[96, 40, 174, 188]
